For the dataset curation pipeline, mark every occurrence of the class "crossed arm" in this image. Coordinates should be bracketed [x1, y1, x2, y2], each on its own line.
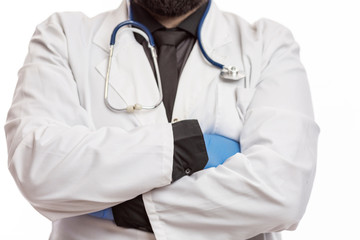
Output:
[89, 133, 241, 230]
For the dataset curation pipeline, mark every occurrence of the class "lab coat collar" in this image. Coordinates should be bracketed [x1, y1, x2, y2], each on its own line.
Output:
[93, 1, 128, 52]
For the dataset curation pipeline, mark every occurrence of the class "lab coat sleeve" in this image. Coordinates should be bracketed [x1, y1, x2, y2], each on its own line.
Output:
[143, 19, 320, 240]
[4, 14, 173, 221]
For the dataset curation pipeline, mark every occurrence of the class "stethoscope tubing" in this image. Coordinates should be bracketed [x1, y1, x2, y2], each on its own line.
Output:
[110, 20, 155, 47]
[104, 0, 245, 113]
[196, 0, 224, 70]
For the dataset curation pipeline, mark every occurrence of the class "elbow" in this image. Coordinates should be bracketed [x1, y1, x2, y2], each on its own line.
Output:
[274, 197, 307, 231]
[272, 146, 317, 230]
[268, 179, 314, 232]
[8, 153, 60, 221]
[9, 170, 62, 222]
[259, 162, 316, 232]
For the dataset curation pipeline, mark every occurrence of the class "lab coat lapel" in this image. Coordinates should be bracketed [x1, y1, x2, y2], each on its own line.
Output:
[172, 2, 232, 121]
[93, 1, 167, 125]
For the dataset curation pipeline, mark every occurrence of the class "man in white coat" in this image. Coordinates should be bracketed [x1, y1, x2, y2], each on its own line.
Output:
[5, 0, 319, 239]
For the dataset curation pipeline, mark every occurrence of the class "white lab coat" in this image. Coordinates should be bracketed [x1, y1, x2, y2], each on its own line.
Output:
[5, 0, 319, 239]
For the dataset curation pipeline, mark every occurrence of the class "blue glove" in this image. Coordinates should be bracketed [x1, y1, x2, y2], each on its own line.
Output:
[203, 134, 241, 169]
[88, 208, 114, 221]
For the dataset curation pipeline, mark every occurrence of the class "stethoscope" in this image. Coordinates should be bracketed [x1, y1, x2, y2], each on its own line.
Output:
[105, 0, 246, 113]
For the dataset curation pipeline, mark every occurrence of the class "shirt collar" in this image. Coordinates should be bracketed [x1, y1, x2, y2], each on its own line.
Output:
[130, 0, 207, 37]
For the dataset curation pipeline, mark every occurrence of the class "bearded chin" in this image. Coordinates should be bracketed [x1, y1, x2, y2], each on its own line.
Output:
[135, 0, 206, 17]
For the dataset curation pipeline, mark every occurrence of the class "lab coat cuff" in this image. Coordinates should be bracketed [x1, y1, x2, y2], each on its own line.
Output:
[112, 195, 153, 232]
[171, 119, 208, 182]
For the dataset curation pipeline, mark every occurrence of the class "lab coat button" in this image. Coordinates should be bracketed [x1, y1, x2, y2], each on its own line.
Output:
[185, 168, 191, 175]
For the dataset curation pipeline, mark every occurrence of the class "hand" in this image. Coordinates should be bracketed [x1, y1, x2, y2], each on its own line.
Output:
[203, 134, 241, 169]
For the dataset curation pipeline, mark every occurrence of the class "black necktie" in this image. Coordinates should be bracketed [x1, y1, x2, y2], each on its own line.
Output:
[153, 30, 188, 122]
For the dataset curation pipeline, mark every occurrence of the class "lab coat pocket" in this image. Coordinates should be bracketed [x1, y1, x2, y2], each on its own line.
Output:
[213, 82, 245, 140]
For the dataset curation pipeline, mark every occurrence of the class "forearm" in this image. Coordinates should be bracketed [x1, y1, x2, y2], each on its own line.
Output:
[7, 120, 174, 221]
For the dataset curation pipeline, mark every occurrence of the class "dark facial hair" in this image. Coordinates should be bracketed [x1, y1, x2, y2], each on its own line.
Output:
[134, 0, 206, 17]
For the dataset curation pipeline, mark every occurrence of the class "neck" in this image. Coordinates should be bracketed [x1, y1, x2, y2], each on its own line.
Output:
[134, 0, 207, 29]
[150, 7, 200, 28]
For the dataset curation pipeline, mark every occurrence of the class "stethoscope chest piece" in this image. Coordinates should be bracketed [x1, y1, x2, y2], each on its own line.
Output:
[220, 66, 246, 81]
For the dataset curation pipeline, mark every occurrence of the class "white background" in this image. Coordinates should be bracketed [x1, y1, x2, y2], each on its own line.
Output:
[1, 0, 359, 239]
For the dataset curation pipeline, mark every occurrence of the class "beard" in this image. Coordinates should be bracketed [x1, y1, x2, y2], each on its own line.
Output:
[134, 0, 206, 17]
